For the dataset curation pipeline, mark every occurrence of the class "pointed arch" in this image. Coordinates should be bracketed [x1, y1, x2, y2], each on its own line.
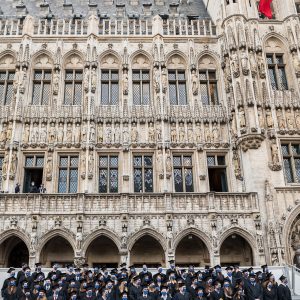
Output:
[130, 50, 153, 68]
[63, 50, 85, 69]
[128, 228, 167, 251]
[0, 50, 17, 69]
[99, 50, 122, 69]
[166, 51, 188, 69]
[263, 33, 289, 52]
[31, 50, 54, 68]
[198, 52, 220, 70]
[173, 227, 212, 251]
[0, 229, 31, 250]
[82, 229, 121, 256]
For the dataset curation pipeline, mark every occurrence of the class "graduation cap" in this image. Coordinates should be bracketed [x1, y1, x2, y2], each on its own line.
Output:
[39, 288, 46, 294]
[223, 278, 231, 283]
[214, 265, 221, 269]
[67, 264, 74, 269]
[121, 292, 128, 297]
[9, 277, 17, 282]
[129, 265, 135, 269]
[248, 267, 254, 273]
[110, 268, 118, 275]
[70, 290, 78, 297]
[101, 266, 107, 271]
[52, 284, 60, 290]
[256, 271, 262, 276]
[204, 265, 210, 270]
[120, 268, 128, 273]
[196, 287, 204, 292]
[242, 269, 249, 273]
[178, 282, 186, 288]
[235, 278, 243, 285]
[86, 284, 94, 291]
[80, 278, 87, 283]
[168, 260, 175, 264]
[7, 267, 15, 273]
[22, 263, 28, 268]
[132, 275, 140, 281]
[279, 275, 286, 281]
[82, 263, 89, 268]
[75, 268, 81, 272]
[120, 263, 127, 268]
[213, 280, 220, 286]
[249, 273, 256, 278]
[35, 263, 42, 267]
[118, 277, 128, 284]
[261, 264, 268, 270]
[233, 265, 240, 269]
[225, 266, 233, 271]
[24, 266, 31, 271]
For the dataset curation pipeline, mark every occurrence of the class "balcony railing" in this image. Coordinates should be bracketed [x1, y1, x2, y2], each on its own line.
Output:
[0, 192, 259, 215]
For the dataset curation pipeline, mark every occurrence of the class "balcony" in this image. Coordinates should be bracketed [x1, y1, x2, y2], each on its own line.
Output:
[0, 192, 259, 215]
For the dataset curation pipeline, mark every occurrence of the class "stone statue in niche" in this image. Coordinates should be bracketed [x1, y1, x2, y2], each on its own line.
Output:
[88, 152, 94, 176]
[91, 67, 97, 92]
[74, 123, 81, 144]
[286, 109, 295, 130]
[292, 51, 300, 76]
[46, 153, 53, 180]
[156, 150, 164, 178]
[31, 123, 39, 143]
[22, 123, 30, 144]
[231, 50, 240, 78]
[231, 113, 237, 136]
[212, 122, 219, 143]
[76, 228, 83, 250]
[105, 125, 112, 144]
[153, 67, 160, 94]
[123, 70, 129, 95]
[48, 123, 56, 144]
[84, 68, 90, 93]
[89, 122, 96, 143]
[53, 70, 60, 95]
[97, 124, 103, 144]
[2, 154, 8, 176]
[204, 123, 212, 143]
[271, 141, 280, 165]
[295, 109, 300, 129]
[191, 70, 198, 95]
[266, 109, 274, 128]
[6, 123, 12, 142]
[187, 126, 194, 143]
[131, 123, 138, 143]
[57, 123, 64, 143]
[10, 152, 18, 177]
[239, 107, 246, 128]
[40, 123, 47, 144]
[80, 153, 86, 178]
[114, 123, 121, 144]
[148, 123, 155, 144]
[170, 124, 177, 143]
[276, 109, 285, 130]
[195, 124, 202, 144]
[66, 123, 73, 144]
[249, 49, 257, 76]
[166, 150, 172, 178]
[123, 124, 130, 144]
[240, 48, 249, 75]
[257, 52, 266, 79]
[81, 124, 87, 143]
[0, 123, 7, 143]
[156, 125, 162, 142]
[161, 68, 168, 94]
[257, 107, 265, 128]
[179, 123, 185, 143]
[233, 150, 242, 180]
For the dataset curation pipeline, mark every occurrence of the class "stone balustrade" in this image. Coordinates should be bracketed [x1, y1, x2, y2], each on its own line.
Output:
[0, 192, 259, 215]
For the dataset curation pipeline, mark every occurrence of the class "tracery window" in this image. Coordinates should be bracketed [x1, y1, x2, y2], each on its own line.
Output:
[101, 70, 119, 105]
[173, 155, 194, 192]
[58, 156, 79, 193]
[32, 70, 51, 105]
[0, 71, 14, 105]
[199, 70, 218, 105]
[281, 143, 300, 183]
[64, 70, 83, 105]
[133, 155, 153, 193]
[132, 70, 150, 105]
[99, 155, 118, 193]
[168, 70, 187, 105]
[266, 53, 288, 90]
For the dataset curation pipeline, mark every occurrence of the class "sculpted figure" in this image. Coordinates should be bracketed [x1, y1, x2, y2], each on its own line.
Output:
[179, 123, 185, 143]
[205, 124, 212, 143]
[257, 52, 266, 78]
[292, 51, 300, 75]
[195, 124, 202, 144]
[10, 152, 18, 176]
[240, 48, 249, 75]
[249, 49, 257, 75]
[48, 123, 56, 144]
[84, 68, 90, 92]
[123, 70, 129, 95]
[187, 126, 194, 143]
[66, 123, 73, 143]
[106, 125, 112, 144]
[6, 123, 12, 143]
[239, 108, 246, 128]
[191, 70, 198, 95]
[57, 123, 64, 143]
[276, 109, 285, 129]
[46, 154, 53, 179]
[161, 68, 168, 93]
[74, 123, 81, 144]
[123, 124, 129, 144]
[97, 124, 103, 143]
[153, 67, 160, 93]
[88, 152, 94, 174]
[2, 155, 8, 175]
[156, 125, 162, 142]
[266, 109, 274, 128]
[156, 150, 164, 178]
[81, 125, 87, 143]
[148, 123, 155, 143]
[114, 123, 121, 144]
[23, 124, 30, 144]
[31, 123, 39, 143]
[40, 123, 47, 144]
[53, 70, 60, 95]
[231, 50, 240, 77]
[166, 150, 172, 177]
[91, 67, 97, 92]
[171, 125, 177, 143]
[257, 107, 265, 128]
[271, 142, 280, 164]
[89, 122, 96, 143]
[131, 124, 138, 143]
[0, 124, 7, 143]
[212, 123, 219, 143]
[286, 109, 295, 130]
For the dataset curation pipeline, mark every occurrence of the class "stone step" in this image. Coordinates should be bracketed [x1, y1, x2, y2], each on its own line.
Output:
[292, 296, 300, 300]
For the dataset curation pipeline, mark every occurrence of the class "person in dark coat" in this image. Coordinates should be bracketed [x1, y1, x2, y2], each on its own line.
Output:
[15, 183, 20, 193]
[209, 281, 224, 300]
[277, 275, 292, 300]
[1, 268, 16, 297]
[129, 275, 142, 300]
[187, 277, 198, 300]
[173, 282, 191, 300]
[195, 287, 207, 300]
[166, 261, 177, 280]
[2, 277, 20, 300]
[262, 279, 278, 300]
[245, 274, 263, 300]
[137, 286, 153, 300]
[157, 286, 172, 300]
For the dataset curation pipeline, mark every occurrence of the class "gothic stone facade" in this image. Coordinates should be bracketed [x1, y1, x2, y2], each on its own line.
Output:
[0, 0, 300, 269]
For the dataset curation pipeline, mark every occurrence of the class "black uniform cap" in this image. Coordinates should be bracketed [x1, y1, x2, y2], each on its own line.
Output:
[35, 263, 42, 267]
[168, 260, 175, 264]
[279, 275, 286, 281]
[7, 267, 15, 273]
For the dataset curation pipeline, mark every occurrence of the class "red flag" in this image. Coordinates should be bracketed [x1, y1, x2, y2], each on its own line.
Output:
[258, 0, 273, 19]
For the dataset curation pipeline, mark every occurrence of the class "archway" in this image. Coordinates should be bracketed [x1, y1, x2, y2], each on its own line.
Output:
[289, 213, 300, 267]
[220, 234, 253, 266]
[85, 236, 120, 268]
[0, 236, 29, 267]
[40, 236, 74, 267]
[130, 235, 165, 267]
[175, 234, 210, 267]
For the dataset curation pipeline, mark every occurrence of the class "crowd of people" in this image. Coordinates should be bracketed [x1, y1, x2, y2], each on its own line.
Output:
[1, 261, 292, 300]
[14, 182, 46, 194]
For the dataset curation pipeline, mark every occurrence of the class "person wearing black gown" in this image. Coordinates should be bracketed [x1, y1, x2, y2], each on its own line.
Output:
[277, 275, 292, 300]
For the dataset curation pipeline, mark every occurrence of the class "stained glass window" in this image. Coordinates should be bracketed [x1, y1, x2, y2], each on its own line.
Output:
[267, 54, 288, 90]
[58, 156, 78, 193]
[173, 155, 194, 192]
[0, 71, 15, 105]
[134, 155, 153, 192]
[64, 70, 83, 105]
[99, 155, 118, 193]
[282, 143, 300, 183]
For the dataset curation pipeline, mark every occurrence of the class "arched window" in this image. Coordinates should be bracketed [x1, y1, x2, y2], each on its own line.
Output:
[132, 54, 151, 105]
[0, 54, 16, 105]
[32, 54, 53, 105]
[198, 55, 219, 105]
[167, 54, 187, 105]
[63, 54, 83, 105]
[100, 54, 120, 105]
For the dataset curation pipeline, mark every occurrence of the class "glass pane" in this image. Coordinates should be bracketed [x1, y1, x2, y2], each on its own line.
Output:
[168, 71, 176, 81]
[217, 156, 226, 165]
[268, 68, 277, 90]
[99, 169, 108, 193]
[25, 157, 34, 167]
[281, 144, 289, 156]
[177, 72, 185, 80]
[134, 168, 143, 192]
[174, 168, 183, 192]
[58, 169, 67, 193]
[60, 157, 68, 167]
[199, 72, 207, 80]
[208, 71, 216, 80]
[200, 83, 209, 105]
[292, 144, 300, 155]
[5, 83, 14, 105]
[32, 83, 41, 105]
[111, 83, 119, 105]
[101, 83, 109, 105]
[44, 71, 52, 80]
[0, 157, 3, 168]
[185, 168, 194, 192]
[134, 156, 142, 167]
[295, 159, 300, 182]
[110, 169, 118, 193]
[110, 156, 118, 167]
[36, 157, 44, 167]
[74, 83, 82, 105]
[275, 55, 283, 64]
[101, 71, 109, 80]
[169, 83, 177, 105]
[144, 168, 153, 192]
[100, 156, 108, 167]
[70, 157, 78, 167]
[144, 156, 153, 167]
[133, 83, 141, 105]
[75, 71, 83, 80]
[69, 169, 78, 193]
[34, 71, 43, 80]
[183, 156, 192, 166]
[278, 67, 288, 90]
[207, 156, 215, 166]
[173, 156, 182, 167]
[0, 83, 4, 104]
[142, 71, 150, 80]
[8, 72, 15, 80]
[111, 71, 119, 80]
[0, 72, 6, 80]
[64, 83, 73, 105]
[65, 71, 73, 80]
[284, 158, 293, 183]
[178, 83, 187, 105]
[266, 55, 273, 64]
[142, 83, 150, 105]
[41, 83, 50, 105]
[132, 71, 140, 80]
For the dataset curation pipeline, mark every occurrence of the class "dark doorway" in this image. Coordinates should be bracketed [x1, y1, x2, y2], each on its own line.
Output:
[23, 169, 43, 193]
[7, 240, 29, 267]
[208, 168, 228, 192]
